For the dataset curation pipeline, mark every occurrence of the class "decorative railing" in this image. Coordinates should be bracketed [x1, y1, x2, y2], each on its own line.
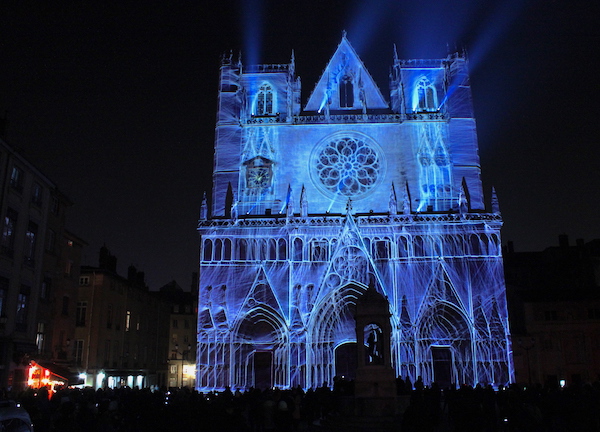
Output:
[243, 112, 448, 125]
[198, 212, 502, 228]
[293, 113, 403, 124]
[243, 64, 290, 73]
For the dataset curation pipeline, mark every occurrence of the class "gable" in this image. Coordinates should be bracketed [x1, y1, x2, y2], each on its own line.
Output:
[305, 35, 388, 112]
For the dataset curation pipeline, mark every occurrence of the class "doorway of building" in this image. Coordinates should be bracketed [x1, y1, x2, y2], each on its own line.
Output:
[335, 342, 358, 380]
[253, 351, 272, 390]
[431, 346, 453, 388]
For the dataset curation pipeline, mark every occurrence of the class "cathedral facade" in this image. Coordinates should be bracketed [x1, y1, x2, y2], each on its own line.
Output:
[197, 36, 514, 391]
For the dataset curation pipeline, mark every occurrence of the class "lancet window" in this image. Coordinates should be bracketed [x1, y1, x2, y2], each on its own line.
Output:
[339, 75, 354, 108]
[293, 238, 303, 261]
[415, 77, 438, 111]
[373, 239, 390, 260]
[310, 239, 328, 262]
[203, 239, 212, 261]
[398, 236, 409, 258]
[255, 83, 275, 115]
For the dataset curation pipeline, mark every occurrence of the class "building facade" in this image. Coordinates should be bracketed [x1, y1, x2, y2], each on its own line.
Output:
[505, 236, 600, 386]
[197, 36, 513, 390]
[160, 280, 198, 388]
[75, 247, 171, 389]
[0, 135, 81, 390]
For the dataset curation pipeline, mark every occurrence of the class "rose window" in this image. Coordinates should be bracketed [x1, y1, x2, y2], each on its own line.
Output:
[314, 136, 382, 197]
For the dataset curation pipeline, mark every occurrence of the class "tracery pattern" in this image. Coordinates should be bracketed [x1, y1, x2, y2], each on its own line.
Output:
[314, 136, 381, 197]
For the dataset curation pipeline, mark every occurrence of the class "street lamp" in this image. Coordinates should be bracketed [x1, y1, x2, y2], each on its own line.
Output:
[169, 344, 191, 388]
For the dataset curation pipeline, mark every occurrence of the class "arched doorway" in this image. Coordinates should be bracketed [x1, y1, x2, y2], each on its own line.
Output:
[335, 342, 358, 380]
[307, 282, 368, 388]
[232, 306, 288, 389]
[417, 301, 473, 386]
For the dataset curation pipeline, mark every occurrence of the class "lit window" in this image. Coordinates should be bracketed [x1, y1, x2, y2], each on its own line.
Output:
[339, 75, 354, 108]
[10, 166, 23, 192]
[414, 77, 438, 111]
[24, 221, 38, 265]
[1, 208, 18, 256]
[255, 83, 275, 115]
[125, 310, 131, 332]
[16, 287, 30, 330]
[36, 322, 45, 353]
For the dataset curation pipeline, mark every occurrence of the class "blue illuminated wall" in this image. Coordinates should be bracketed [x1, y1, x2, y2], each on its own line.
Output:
[197, 35, 514, 391]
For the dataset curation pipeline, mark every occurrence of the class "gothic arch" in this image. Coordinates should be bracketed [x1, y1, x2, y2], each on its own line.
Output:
[416, 301, 473, 386]
[231, 305, 289, 389]
[414, 76, 438, 111]
[203, 239, 213, 261]
[306, 282, 367, 387]
[253, 82, 276, 115]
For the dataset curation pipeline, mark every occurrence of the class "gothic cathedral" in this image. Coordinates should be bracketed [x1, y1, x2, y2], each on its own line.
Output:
[197, 35, 514, 391]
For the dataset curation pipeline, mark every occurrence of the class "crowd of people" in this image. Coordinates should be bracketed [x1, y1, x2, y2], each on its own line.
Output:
[3, 379, 600, 431]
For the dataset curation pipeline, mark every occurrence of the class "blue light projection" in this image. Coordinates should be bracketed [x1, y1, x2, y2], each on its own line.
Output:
[198, 35, 514, 391]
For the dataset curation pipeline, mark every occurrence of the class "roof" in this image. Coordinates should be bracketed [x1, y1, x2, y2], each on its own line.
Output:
[304, 35, 388, 112]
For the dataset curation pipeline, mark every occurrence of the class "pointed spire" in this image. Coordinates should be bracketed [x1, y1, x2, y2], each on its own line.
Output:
[491, 187, 500, 214]
[393, 44, 399, 63]
[300, 185, 308, 217]
[342, 29, 348, 39]
[402, 183, 411, 214]
[389, 183, 398, 215]
[459, 180, 469, 214]
[225, 182, 234, 218]
[290, 50, 296, 75]
[200, 192, 208, 220]
[286, 184, 294, 218]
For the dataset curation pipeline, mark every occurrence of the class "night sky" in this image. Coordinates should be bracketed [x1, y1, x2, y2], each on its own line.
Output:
[0, 0, 598, 290]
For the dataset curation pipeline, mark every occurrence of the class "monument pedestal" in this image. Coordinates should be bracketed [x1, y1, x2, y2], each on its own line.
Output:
[354, 364, 398, 417]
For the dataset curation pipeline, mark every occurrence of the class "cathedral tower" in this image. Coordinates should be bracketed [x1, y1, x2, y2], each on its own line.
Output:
[197, 35, 514, 390]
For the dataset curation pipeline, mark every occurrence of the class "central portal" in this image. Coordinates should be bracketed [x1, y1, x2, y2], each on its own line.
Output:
[253, 351, 273, 389]
[431, 346, 452, 388]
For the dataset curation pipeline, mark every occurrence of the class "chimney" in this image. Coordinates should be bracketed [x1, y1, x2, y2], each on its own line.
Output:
[128, 265, 137, 282]
[559, 234, 569, 249]
[99, 246, 117, 272]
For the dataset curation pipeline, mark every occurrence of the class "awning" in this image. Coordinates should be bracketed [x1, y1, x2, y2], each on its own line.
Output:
[28, 361, 76, 386]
